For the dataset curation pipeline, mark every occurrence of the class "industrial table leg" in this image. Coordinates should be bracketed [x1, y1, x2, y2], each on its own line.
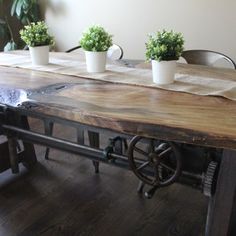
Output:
[88, 131, 100, 173]
[44, 120, 54, 160]
[20, 116, 37, 168]
[205, 149, 236, 236]
[8, 136, 19, 173]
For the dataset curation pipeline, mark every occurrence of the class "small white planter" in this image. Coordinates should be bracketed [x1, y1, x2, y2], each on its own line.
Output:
[152, 60, 177, 85]
[29, 45, 50, 66]
[85, 51, 107, 73]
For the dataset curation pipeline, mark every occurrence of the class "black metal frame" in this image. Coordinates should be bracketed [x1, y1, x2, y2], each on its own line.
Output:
[0, 105, 212, 187]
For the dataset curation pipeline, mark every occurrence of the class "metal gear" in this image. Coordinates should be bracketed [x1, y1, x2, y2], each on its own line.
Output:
[203, 161, 218, 197]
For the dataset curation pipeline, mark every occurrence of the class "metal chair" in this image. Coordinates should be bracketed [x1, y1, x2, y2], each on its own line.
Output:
[66, 44, 124, 60]
[181, 50, 236, 69]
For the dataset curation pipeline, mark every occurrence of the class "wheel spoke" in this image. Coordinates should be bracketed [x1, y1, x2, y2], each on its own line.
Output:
[148, 139, 155, 152]
[159, 147, 172, 159]
[137, 161, 151, 171]
[134, 146, 149, 157]
[134, 157, 149, 164]
[160, 163, 175, 172]
[152, 166, 160, 185]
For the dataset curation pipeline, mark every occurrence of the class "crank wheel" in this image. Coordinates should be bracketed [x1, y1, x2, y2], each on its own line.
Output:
[128, 136, 182, 187]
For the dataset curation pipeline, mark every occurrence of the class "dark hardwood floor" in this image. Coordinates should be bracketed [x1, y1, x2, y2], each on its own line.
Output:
[0, 120, 208, 236]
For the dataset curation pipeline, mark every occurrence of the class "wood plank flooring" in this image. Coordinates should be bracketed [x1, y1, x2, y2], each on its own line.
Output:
[0, 119, 208, 236]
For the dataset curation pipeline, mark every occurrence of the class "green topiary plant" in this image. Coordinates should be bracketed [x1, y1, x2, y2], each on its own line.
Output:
[79, 25, 113, 52]
[20, 21, 54, 47]
[146, 29, 184, 62]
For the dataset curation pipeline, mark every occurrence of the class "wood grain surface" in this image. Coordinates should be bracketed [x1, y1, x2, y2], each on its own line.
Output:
[1, 53, 236, 149]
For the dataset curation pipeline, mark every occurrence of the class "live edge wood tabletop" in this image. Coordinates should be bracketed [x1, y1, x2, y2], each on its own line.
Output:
[1, 51, 236, 236]
[0, 52, 236, 150]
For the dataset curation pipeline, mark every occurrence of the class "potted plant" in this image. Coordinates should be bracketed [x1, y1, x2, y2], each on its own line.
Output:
[79, 25, 113, 73]
[146, 29, 184, 85]
[20, 21, 54, 65]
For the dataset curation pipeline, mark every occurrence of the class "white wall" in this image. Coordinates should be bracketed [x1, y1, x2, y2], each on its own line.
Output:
[42, 0, 236, 61]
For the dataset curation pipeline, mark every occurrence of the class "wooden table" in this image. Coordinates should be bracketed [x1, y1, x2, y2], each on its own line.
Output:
[1, 52, 236, 236]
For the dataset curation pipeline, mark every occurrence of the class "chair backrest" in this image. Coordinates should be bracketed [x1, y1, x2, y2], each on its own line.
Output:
[66, 44, 123, 60]
[181, 50, 236, 69]
[107, 44, 123, 60]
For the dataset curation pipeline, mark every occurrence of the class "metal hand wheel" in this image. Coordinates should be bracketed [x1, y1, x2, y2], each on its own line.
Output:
[128, 136, 182, 187]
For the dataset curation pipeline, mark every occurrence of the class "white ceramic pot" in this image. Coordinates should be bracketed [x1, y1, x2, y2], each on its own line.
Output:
[85, 51, 107, 73]
[29, 45, 50, 66]
[151, 60, 177, 85]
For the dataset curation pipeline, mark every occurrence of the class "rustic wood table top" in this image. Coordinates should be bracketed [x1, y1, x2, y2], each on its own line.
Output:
[1, 51, 236, 149]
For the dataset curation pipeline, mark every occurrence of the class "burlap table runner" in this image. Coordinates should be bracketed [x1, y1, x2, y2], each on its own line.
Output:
[1, 52, 236, 101]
